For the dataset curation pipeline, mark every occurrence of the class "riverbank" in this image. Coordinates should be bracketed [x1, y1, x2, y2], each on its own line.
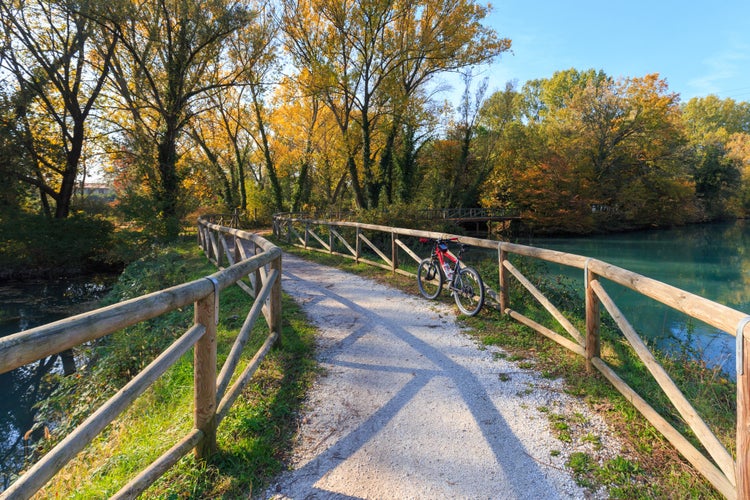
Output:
[9, 239, 317, 498]
[0, 273, 120, 490]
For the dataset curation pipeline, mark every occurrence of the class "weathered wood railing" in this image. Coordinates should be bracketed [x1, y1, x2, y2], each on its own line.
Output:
[0, 217, 281, 499]
[273, 214, 750, 500]
[421, 207, 521, 220]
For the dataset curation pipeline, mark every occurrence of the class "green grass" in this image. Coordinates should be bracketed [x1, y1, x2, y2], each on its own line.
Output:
[32, 238, 317, 498]
[274, 236, 733, 499]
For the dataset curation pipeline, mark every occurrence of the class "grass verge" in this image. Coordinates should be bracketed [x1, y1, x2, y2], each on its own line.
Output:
[29, 237, 317, 498]
[275, 239, 734, 499]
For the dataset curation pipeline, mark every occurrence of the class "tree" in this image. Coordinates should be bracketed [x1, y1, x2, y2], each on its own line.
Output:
[693, 141, 742, 218]
[186, 5, 283, 216]
[188, 87, 255, 212]
[0, 0, 117, 219]
[441, 72, 490, 208]
[682, 95, 750, 140]
[0, 86, 31, 213]
[479, 70, 695, 231]
[682, 95, 750, 218]
[104, 0, 255, 239]
[281, 0, 510, 209]
[270, 74, 323, 212]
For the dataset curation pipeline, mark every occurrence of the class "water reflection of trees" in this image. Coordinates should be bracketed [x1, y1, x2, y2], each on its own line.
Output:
[0, 356, 59, 490]
[0, 277, 114, 491]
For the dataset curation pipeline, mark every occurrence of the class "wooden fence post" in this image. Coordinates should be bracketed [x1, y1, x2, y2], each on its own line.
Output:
[304, 223, 309, 249]
[329, 224, 334, 255]
[391, 231, 398, 274]
[738, 319, 750, 499]
[355, 227, 361, 263]
[214, 230, 223, 269]
[270, 255, 283, 346]
[585, 259, 600, 373]
[233, 235, 241, 265]
[194, 281, 218, 460]
[498, 245, 509, 313]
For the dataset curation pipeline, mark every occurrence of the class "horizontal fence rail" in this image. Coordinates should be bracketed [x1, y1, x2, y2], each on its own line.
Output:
[273, 214, 750, 500]
[420, 207, 521, 220]
[0, 217, 282, 499]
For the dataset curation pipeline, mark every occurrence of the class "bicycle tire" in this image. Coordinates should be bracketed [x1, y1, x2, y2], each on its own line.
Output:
[417, 258, 443, 299]
[453, 266, 484, 316]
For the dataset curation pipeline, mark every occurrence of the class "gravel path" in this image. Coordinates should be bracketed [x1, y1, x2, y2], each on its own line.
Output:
[264, 253, 620, 499]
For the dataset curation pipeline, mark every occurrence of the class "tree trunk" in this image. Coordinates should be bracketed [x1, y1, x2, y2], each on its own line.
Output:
[60, 349, 77, 376]
[251, 89, 283, 212]
[397, 124, 418, 202]
[347, 155, 366, 209]
[157, 121, 181, 240]
[55, 120, 84, 219]
[291, 161, 309, 212]
[378, 124, 398, 205]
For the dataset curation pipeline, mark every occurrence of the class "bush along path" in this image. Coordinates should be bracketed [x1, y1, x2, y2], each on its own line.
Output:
[264, 253, 622, 499]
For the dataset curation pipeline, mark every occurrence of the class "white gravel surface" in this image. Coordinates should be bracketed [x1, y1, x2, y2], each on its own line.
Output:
[264, 253, 622, 499]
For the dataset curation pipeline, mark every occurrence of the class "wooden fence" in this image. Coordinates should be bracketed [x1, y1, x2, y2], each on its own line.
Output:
[420, 207, 521, 221]
[273, 214, 750, 500]
[0, 217, 281, 499]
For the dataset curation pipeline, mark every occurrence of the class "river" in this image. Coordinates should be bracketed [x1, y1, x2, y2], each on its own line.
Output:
[0, 275, 116, 490]
[521, 220, 750, 376]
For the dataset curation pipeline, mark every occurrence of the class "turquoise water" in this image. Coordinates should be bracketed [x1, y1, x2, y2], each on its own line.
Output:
[0, 277, 115, 490]
[521, 220, 750, 375]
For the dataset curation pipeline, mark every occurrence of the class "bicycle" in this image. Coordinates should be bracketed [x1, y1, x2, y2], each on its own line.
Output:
[416, 237, 485, 316]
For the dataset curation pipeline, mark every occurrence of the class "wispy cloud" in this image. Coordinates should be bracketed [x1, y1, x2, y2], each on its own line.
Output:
[688, 36, 750, 98]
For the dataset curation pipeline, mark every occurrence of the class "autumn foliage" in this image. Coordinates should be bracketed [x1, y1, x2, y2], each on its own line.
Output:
[1, 2, 749, 239]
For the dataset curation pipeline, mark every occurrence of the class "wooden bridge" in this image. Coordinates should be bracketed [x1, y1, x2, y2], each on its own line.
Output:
[271, 208, 522, 236]
[421, 207, 520, 222]
[1, 215, 749, 498]
[420, 207, 520, 235]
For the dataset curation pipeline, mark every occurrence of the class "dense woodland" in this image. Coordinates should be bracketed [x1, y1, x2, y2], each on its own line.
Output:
[1, 0, 749, 263]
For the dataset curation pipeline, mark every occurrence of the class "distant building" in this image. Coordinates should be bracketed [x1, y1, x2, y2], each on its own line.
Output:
[78, 182, 115, 201]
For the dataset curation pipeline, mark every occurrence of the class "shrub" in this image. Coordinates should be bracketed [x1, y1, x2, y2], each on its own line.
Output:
[0, 212, 120, 276]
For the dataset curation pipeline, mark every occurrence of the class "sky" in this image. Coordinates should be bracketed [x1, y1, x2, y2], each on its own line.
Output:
[471, 0, 750, 103]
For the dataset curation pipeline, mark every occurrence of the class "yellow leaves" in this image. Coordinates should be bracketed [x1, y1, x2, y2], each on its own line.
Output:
[727, 132, 750, 168]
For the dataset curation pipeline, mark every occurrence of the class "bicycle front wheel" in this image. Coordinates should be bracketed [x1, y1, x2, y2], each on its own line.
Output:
[453, 266, 484, 316]
[417, 258, 443, 299]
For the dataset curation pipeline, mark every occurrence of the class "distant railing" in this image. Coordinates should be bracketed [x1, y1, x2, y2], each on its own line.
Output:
[203, 209, 242, 228]
[273, 213, 750, 500]
[0, 217, 281, 499]
[420, 207, 521, 220]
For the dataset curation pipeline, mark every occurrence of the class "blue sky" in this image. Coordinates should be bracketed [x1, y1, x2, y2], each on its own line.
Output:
[478, 1, 750, 102]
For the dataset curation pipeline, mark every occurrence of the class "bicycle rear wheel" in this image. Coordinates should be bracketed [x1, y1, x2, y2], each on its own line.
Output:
[453, 266, 484, 316]
[417, 258, 443, 299]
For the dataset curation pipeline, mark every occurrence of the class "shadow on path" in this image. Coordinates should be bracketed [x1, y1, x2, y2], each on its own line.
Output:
[271, 255, 578, 499]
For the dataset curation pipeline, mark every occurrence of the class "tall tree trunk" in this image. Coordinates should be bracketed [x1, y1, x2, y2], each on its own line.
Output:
[397, 124, 418, 202]
[55, 119, 84, 219]
[238, 161, 247, 211]
[291, 161, 309, 212]
[346, 154, 366, 209]
[251, 88, 283, 212]
[157, 119, 181, 240]
[378, 124, 398, 205]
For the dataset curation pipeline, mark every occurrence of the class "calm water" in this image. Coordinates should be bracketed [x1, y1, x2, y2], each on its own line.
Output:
[0, 276, 115, 490]
[521, 220, 750, 375]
